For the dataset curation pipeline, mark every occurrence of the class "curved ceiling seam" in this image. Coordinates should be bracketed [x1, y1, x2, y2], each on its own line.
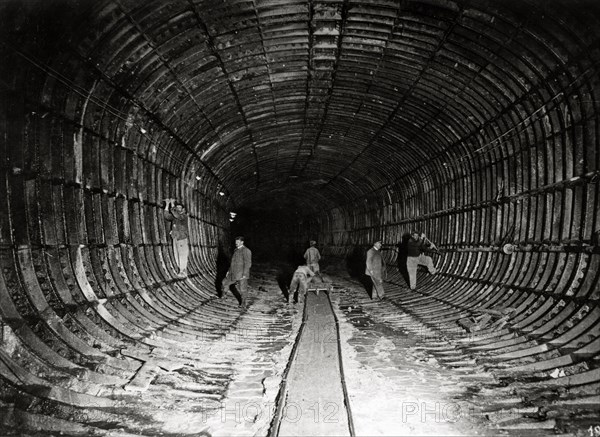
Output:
[357, 50, 598, 207]
[226, 22, 506, 194]
[239, 52, 576, 213]
[341, 169, 600, 246]
[521, 10, 588, 67]
[443, 61, 600, 175]
[59, 25, 231, 202]
[289, 0, 351, 179]
[374, 91, 566, 205]
[0, 43, 188, 189]
[312, 4, 592, 199]
[398, 8, 539, 152]
[321, 5, 464, 191]
[389, 67, 490, 164]
[35, 48, 200, 180]
[376, 19, 544, 150]
[286, 0, 314, 184]
[85, 10, 217, 180]
[296, 0, 405, 179]
[249, 0, 283, 179]
[111, 0, 227, 179]
[61, 0, 596, 215]
[185, 0, 261, 190]
[1, 42, 131, 128]
[316, 86, 590, 221]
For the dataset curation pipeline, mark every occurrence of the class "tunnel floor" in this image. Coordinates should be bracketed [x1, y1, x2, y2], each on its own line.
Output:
[2, 263, 592, 437]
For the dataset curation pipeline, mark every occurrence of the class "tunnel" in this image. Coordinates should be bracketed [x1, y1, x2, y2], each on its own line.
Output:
[0, 0, 599, 435]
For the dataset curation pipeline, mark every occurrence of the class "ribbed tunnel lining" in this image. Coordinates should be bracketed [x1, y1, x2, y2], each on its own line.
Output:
[0, 0, 599, 435]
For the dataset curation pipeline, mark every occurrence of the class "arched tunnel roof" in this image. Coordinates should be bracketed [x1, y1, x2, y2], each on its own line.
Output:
[3, 0, 598, 215]
[1, 1, 600, 436]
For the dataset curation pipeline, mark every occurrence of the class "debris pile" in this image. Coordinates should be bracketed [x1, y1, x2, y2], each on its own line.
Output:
[458, 307, 516, 332]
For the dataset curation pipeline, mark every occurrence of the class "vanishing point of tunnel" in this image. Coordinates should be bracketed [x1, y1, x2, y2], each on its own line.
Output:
[0, 0, 599, 436]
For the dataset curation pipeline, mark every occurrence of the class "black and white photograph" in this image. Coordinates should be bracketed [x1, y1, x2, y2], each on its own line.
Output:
[0, 0, 599, 435]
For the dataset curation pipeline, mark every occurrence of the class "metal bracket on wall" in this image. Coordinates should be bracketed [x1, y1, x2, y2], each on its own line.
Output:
[502, 244, 516, 255]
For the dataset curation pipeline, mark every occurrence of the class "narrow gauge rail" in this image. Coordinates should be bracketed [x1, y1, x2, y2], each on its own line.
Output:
[268, 285, 355, 437]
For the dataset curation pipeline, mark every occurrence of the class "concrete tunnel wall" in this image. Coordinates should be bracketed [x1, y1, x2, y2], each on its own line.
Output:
[0, 0, 599, 433]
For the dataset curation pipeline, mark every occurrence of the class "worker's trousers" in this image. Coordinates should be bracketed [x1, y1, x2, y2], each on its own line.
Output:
[370, 276, 385, 299]
[222, 276, 248, 307]
[173, 238, 189, 274]
[407, 254, 436, 289]
[289, 272, 309, 302]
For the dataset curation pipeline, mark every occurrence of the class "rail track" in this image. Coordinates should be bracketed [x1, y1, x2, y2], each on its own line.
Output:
[269, 285, 355, 437]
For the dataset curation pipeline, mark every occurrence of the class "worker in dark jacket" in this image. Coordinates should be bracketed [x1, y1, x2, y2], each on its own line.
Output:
[406, 231, 437, 290]
[365, 240, 386, 300]
[221, 236, 252, 307]
[164, 198, 189, 277]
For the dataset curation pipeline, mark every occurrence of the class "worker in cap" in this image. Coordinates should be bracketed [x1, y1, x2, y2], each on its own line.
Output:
[303, 240, 322, 281]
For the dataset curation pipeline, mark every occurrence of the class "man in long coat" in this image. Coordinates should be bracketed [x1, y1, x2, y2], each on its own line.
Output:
[221, 236, 252, 308]
[365, 240, 386, 300]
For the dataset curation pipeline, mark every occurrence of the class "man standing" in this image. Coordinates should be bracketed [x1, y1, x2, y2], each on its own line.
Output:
[221, 236, 252, 308]
[304, 240, 322, 280]
[406, 231, 437, 290]
[288, 264, 315, 303]
[365, 240, 386, 300]
[164, 198, 189, 277]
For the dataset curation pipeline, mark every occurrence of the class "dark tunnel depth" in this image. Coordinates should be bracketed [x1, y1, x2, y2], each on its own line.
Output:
[0, 0, 599, 435]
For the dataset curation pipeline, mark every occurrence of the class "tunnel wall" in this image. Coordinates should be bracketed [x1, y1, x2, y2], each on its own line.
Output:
[0, 0, 599, 432]
[295, 0, 600, 288]
[0, 35, 232, 415]
[298, 1, 600, 383]
[307, 71, 600, 386]
[306, 152, 600, 394]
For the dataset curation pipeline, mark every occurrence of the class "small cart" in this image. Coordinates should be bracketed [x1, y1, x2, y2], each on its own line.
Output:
[306, 276, 334, 296]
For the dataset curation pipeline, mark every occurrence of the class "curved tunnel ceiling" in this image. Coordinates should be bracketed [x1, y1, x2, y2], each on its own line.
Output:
[1, 0, 600, 435]
[4, 0, 598, 215]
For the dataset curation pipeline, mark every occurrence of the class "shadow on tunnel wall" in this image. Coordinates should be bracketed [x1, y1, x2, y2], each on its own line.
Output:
[215, 243, 230, 298]
[273, 248, 306, 301]
[395, 233, 412, 288]
[345, 244, 372, 296]
[275, 263, 293, 301]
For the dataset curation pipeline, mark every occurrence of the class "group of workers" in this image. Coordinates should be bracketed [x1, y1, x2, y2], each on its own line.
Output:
[163, 198, 438, 307]
[163, 198, 252, 307]
[366, 231, 437, 300]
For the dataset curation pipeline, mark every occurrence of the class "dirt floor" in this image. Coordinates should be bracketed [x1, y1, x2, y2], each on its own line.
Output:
[124, 262, 501, 437]
[9, 262, 561, 436]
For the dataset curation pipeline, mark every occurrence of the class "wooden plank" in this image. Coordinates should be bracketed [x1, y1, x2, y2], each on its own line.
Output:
[123, 361, 159, 392]
[121, 348, 185, 372]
